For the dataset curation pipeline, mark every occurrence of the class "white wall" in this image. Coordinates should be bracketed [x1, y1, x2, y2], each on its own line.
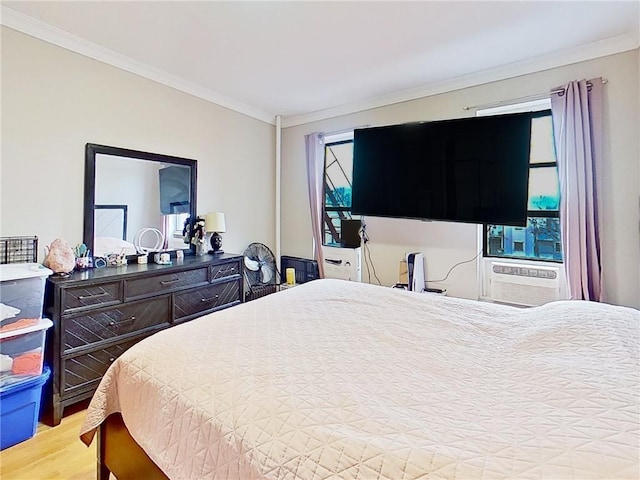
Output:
[281, 50, 640, 309]
[1, 27, 276, 258]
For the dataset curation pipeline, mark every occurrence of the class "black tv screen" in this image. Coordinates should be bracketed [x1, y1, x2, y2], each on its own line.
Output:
[352, 112, 534, 226]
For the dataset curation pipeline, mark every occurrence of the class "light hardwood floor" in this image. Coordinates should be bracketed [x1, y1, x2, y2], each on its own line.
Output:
[0, 403, 100, 480]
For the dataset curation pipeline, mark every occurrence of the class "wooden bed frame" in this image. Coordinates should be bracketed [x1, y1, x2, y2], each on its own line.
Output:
[97, 413, 169, 480]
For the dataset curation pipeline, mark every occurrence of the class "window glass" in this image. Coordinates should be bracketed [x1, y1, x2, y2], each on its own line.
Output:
[323, 138, 357, 246]
[324, 211, 342, 245]
[325, 142, 354, 207]
[487, 218, 562, 261]
[484, 107, 563, 263]
[529, 116, 556, 164]
[528, 167, 559, 211]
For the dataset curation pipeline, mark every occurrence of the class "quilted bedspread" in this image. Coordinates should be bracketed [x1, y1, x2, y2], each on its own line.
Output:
[80, 279, 639, 479]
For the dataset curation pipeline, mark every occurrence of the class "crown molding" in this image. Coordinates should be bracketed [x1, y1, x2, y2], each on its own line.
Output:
[3, 5, 637, 130]
[281, 31, 639, 128]
[1, 6, 277, 125]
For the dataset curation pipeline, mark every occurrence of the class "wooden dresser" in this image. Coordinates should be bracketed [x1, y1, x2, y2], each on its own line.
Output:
[43, 253, 243, 426]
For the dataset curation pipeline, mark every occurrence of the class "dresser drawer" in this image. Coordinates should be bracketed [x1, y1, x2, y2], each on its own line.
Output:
[174, 280, 240, 321]
[62, 339, 140, 395]
[45, 255, 245, 426]
[211, 260, 241, 281]
[125, 267, 209, 300]
[62, 296, 170, 353]
[62, 281, 121, 313]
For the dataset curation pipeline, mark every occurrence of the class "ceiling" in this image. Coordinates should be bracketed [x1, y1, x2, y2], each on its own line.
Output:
[2, 1, 638, 126]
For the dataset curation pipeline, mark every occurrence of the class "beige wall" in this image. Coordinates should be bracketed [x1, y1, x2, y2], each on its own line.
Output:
[281, 50, 640, 308]
[3, 26, 636, 308]
[1, 27, 275, 258]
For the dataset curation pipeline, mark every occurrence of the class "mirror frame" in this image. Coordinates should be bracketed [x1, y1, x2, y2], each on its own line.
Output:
[84, 143, 198, 257]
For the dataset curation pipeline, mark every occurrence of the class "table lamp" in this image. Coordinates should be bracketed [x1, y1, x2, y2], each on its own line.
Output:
[206, 212, 226, 254]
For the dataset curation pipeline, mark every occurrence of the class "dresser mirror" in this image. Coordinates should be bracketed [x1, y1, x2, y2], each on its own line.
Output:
[84, 143, 197, 258]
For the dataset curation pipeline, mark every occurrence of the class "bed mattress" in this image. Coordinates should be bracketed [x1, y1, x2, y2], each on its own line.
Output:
[80, 279, 639, 479]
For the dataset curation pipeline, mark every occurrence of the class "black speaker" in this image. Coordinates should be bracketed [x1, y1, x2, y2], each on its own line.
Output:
[340, 219, 362, 248]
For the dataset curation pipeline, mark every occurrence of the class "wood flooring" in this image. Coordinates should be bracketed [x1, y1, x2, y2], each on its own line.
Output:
[0, 402, 102, 480]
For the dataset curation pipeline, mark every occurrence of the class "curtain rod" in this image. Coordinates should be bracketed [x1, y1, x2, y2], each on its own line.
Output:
[463, 78, 608, 111]
[324, 124, 370, 136]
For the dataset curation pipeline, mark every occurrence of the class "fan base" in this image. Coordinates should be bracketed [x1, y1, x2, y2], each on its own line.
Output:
[208, 250, 224, 255]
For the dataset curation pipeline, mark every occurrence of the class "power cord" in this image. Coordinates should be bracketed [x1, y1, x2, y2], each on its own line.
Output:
[365, 244, 382, 285]
[357, 218, 477, 287]
[359, 221, 371, 283]
[359, 219, 382, 285]
[427, 251, 482, 284]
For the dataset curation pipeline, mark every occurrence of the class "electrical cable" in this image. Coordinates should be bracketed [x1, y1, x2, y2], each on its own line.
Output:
[359, 219, 381, 285]
[364, 249, 372, 284]
[427, 251, 482, 284]
[365, 242, 382, 285]
[359, 224, 371, 283]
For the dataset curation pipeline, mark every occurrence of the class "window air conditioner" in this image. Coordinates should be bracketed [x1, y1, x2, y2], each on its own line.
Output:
[490, 262, 560, 307]
[321, 245, 362, 282]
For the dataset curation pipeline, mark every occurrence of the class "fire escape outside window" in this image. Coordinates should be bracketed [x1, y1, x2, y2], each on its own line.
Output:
[323, 138, 357, 246]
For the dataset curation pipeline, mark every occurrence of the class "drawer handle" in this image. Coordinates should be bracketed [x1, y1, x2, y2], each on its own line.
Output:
[160, 278, 181, 286]
[78, 292, 109, 300]
[201, 295, 220, 303]
[216, 267, 235, 275]
[109, 357, 115, 363]
[108, 316, 136, 327]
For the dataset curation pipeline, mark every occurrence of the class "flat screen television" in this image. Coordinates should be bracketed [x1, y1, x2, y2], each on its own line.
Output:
[352, 112, 536, 226]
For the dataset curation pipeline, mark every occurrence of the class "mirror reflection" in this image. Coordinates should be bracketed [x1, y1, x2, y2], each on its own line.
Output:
[84, 144, 197, 259]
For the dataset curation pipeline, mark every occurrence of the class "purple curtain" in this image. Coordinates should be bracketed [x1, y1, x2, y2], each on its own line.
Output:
[305, 132, 325, 278]
[550, 78, 604, 301]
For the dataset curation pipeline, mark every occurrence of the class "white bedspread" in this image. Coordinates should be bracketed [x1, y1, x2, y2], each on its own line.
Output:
[80, 279, 639, 479]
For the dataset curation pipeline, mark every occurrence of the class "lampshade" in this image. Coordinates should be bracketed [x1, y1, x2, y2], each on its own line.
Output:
[205, 212, 226, 233]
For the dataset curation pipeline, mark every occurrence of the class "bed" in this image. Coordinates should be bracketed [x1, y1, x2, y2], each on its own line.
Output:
[79, 279, 639, 479]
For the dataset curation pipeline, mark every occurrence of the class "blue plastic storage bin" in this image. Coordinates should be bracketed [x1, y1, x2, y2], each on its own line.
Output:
[0, 366, 50, 450]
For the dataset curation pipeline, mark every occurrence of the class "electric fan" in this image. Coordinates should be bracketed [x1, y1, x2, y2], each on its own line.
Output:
[243, 243, 278, 300]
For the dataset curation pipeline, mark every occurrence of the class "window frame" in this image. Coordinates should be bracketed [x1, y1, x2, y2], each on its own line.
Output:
[322, 135, 355, 246]
[482, 108, 563, 263]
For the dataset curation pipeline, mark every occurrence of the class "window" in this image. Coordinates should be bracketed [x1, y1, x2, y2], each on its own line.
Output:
[170, 213, 190, 238]
[323, 133, 356, 246]
[163, 212, 190, 250]
[483, 104, 562, 262]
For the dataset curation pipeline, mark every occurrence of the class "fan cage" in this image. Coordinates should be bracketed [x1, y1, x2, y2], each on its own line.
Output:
[243, 242, 279, 302]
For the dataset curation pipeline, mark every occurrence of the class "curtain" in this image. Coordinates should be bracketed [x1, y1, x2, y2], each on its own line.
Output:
[162, 215, 171, 250]
[550, 78, 604, 301]
[305, 132, 325, 278]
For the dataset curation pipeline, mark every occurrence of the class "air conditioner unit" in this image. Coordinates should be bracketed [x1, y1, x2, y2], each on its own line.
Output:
[322, 246, 361, 282]
[490, 262, 560, 307]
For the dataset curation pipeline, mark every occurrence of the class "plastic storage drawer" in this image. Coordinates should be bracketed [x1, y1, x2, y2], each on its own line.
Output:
[0, 263, 52, 324]
[0, 318, 53, 387]
[0, 366, 50, 450]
